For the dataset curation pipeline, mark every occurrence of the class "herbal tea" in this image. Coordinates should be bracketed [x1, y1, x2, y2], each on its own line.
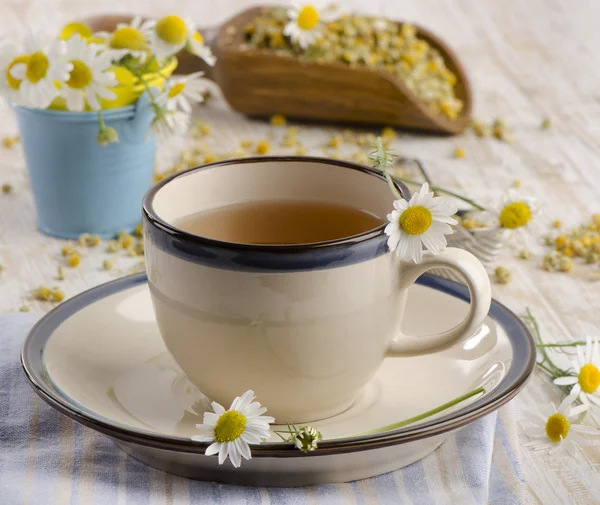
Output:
[175, 200, 385, 245]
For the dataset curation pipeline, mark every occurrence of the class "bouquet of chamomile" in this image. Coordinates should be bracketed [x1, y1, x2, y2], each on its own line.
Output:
[0, 15, 213, 145]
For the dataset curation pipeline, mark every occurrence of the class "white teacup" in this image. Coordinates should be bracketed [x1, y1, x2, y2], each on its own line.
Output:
[143, 157, 491, 422]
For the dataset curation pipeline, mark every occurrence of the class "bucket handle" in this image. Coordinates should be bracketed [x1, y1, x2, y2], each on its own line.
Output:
[123, 88, 159, 143]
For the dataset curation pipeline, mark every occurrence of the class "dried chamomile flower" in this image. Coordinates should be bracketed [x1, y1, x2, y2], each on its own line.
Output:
[87, 235, 101, 247]
[381, 127, 396, 142]
[103, 259, 114, 271]
[281, 128, 299, 147]
[494, 266, 511, 284]
[453, 147, 466, 159]
[559, 255, 573, 272]
[357, 133, 377, 148]
[51, 288, 65, 302]
[350, 151, 370, 165]
[2, 183, 13, 194]
[127, 245, 138, 257]
[328, 135, 342, 148]
[55, 265, 65, 281]
[133, 223, 143, 238]
[541, 117, 552, 129]
[492, 117, 513, 142]
[552, 220, 562, 228]
[33, 286, 52, 301]
[2, 135, 19, 148]
[61, 242, 76, 257]
[106, 240, 120, 253]
[512, 179, 522, 189]
[134, 240, 145, 256]
[66, 253, 81, 268]
[240, 139, 254, 149]
[470, 119, 491, 137]
[118, 232, 134, 249]
[78, 233, 91, 247]
[295, 143, 307, 155]
[270, 114, 287, 126]
[518, 249, 531, 260]
[19, 305, 30, 312]
[256, 140, 270, 155]
[203, 153, 217, 163]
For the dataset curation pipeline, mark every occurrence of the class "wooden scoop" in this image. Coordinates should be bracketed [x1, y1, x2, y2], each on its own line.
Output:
[88, 7, 472, 134]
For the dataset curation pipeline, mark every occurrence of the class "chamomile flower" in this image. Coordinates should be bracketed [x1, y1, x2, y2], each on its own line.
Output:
[158, 72, 207, 113]
[186, 31, 216, 66]
[153, 109, 191, 136]
[61, 35, 117, 111]
[9, 36, 72, 109]
[554, 336, 600, 406]
[191, 390, 274, 468]
[385, 183, 458, 263]
[0, 43, 27, 104]
[471, 190, 540, 238]
[284, 2, 339, 49]
[94, 16, 148, 63]
[522, 392, 600, 456]
[142, 15, 194, 61]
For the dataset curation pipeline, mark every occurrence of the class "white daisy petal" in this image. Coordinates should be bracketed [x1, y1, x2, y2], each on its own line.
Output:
[554, 376, 578, 386]
[204, 442, 221, 456]
[192, 389, 273, 467]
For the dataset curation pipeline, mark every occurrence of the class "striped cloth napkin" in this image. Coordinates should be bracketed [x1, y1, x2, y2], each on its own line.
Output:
[1, 314, 530, 505]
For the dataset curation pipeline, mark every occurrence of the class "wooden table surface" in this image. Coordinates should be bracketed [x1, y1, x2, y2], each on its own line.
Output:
[1, 0, 599, 503]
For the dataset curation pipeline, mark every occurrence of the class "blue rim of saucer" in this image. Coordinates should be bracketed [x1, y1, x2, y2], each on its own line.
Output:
[21, 273, 535, 457]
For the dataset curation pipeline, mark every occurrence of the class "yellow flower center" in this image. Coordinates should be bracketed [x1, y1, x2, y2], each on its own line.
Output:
[109, 66, 135, 87]
[110, 27, 146, 51]
[193, 31, 204, 44]
[578, 363, 600, 394]
[26, 52, 50, 84]
[66, 60, 92, 89]
[155, 15, 187, 45]
[6, 55, 29, 90]
[297, 6, 320, 31]
[545, 413, 570, 443]
[399, 206, 432, 235]
[60, 22, 92, 41]
[214, 411, 247, 443]
[168, 82, 185, 98]
[499, 202, 531, 229]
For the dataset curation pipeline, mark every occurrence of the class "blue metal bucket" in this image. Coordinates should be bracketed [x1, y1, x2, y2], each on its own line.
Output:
[14, 93, 156, 239]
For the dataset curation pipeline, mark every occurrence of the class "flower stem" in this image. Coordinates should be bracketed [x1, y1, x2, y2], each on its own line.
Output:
[537, 341, 592, 348]
[395, 177, 487, 211]
[357, 386, 484, 436]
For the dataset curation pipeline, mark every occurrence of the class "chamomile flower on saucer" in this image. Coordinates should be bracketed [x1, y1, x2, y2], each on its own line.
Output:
[385, 182, 458, 263]
[0, 43, 27, 104]
[186, 30, 216, 66]
[9, 36, 72, 109]
[191, 390, 274, 468]
[522, 392, 600, 456]
[94, 16, 148, 63]
[142, 15, 194, 61]
[554, 336, 600, 406]
[284, 2, 339, 49]
[61, 34, 117, 111]
[158, 72, 207, 113]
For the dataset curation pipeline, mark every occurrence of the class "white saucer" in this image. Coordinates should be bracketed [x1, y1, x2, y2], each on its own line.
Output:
[22, 274, 534, 486]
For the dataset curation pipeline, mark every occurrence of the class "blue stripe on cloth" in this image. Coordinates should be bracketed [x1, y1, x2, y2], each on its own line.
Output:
[311, 484, 347, 504]
[0, 315, 36, 505]
[189, 479, 219, 504]
[68, 422, 84, 505]
[371, 471, 406, 505]
[93, 440, 120, 504]
[268, 485, 310, 504]
[489, 458, 520, 505]
[455, 412, 496, 504]
[401, 460, 435, 505]
[351, 480, 367, 505]
[497, 415, 525, 482]
[210, 482, 262, 505]
[126, 445, 151, 502]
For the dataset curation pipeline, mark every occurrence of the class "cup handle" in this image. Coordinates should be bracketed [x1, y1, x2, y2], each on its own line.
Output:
[386, 247, 492, 357]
